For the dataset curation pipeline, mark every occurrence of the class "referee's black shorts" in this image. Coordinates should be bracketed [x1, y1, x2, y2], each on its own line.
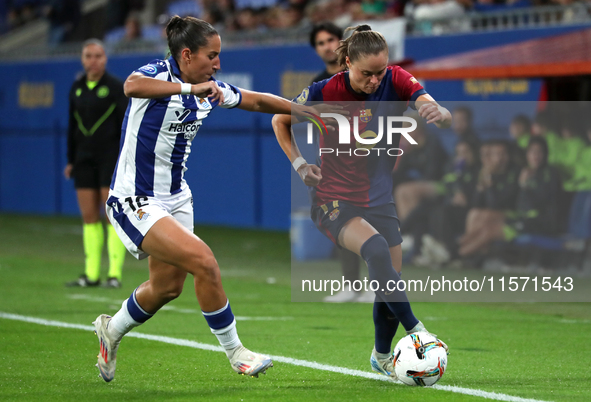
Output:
[72, 155, 118, 189]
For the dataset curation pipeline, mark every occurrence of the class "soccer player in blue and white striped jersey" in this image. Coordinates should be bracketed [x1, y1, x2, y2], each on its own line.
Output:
[92, 15, 318, 382]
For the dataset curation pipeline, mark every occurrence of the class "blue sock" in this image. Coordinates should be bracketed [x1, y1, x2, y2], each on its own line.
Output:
[361, 234, 419, 331]
[202, 300, 235, 330]
[202, 300, 241, 351]
[373, 300, 400, 354]
[126, 288, 154, 323]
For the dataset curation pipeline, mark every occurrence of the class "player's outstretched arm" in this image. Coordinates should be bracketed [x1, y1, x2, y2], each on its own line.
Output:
[272, 114, 322, 187]
[238, 89, 301, 115]
[416, 94, 452, 129]
[238, 89, 340, 119]
[124, 73, 224, 103]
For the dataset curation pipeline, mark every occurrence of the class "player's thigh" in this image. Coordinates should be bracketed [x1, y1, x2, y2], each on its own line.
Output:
[365, 203, 403, 248]
[76, 188, 102, 223]
[338, 217, 380, 256]
[141, 216, 217, 275]
[147, 255, 188, 295]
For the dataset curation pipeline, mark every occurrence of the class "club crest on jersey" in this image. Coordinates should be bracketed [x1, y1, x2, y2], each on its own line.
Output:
[359, 109, 372, 123]
[134, 209, 149, 221]
[198, 97, 212, 109]
[329, 208, 340, 221]
[296, 88, 309, 105]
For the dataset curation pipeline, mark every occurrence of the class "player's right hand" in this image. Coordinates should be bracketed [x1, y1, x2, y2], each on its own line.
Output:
[64, 163, 73, 180]
[192, 81, 225, 104]
[298, 164, 322, 186]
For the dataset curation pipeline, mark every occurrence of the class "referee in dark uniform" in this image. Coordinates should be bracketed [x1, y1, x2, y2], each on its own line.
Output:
[65, 39, 128, 288]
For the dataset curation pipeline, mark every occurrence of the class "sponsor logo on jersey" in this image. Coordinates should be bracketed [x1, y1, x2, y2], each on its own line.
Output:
[170, 108, 201, 139]
[410, 77, 419, 85]
[329, 208, 340, 221]
[175, 109, 191, 122]
[134, 209, 150, 221]
[359, 109, 372, 123]
[138, 65, 158, 75]
[97, 86, 109, 98]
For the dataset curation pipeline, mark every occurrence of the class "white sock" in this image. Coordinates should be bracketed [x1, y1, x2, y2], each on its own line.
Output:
[375, 349, 391, 360]
[108, 299, 141, 340]
[210, 319, 242, 357]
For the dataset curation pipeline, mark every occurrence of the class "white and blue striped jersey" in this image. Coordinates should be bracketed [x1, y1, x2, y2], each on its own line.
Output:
[110, 56, 242, 199]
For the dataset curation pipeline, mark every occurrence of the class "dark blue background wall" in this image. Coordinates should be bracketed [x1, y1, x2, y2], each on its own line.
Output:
[0, 25, 581, 229]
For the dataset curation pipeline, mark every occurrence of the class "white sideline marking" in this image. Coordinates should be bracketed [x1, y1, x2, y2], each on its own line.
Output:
[67, 294, 294, 321]
[0, 312, 549, 402]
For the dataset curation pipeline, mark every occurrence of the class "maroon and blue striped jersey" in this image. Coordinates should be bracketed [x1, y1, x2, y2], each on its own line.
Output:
[295, 66, 427, 207]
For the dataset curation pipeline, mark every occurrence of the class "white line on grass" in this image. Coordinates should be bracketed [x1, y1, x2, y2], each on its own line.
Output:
[0, 312, 549, 402]
[67, 294, 294, 321]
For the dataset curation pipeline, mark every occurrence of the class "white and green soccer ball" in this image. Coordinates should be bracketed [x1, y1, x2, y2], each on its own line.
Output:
[393, 333, 448, 386]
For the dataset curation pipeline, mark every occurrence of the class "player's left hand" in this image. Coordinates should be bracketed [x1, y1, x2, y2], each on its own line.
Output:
[418, 102, 446, 125]
[192, 81, 225, 104]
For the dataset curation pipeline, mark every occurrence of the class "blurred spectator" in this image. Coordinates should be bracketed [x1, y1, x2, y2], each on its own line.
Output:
[45, 0, 81, 45]
[403, 139, 480, 265]
[393, 117, 448, 220]
[452, 106, 480, 150]
[564, 121, 591, 193]
[105, 0, 144, 31]
[234, 7, 262, 31]
[309, 21, 344, 83]
[458, 137, 561, 257]
[458, 140, 520, 257]
[558, 118, 585, 180]
[531, 110, 560, 166]
[510, 114, 532, 150]
[123, 12, 142, 41]
[201, 0, 234, 29]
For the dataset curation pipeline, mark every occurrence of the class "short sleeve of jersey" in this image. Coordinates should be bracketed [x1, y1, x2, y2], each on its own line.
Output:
[391, 67, 427, 102]
[214, 80, 242, 109]
[134, 59, 169, 80]
[293, 80, 326, 105]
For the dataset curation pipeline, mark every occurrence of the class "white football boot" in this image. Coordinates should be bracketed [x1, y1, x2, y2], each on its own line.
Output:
[93, 314, 120, 382]
[228, 345, 273, 377]
[370, 347, 398, 380]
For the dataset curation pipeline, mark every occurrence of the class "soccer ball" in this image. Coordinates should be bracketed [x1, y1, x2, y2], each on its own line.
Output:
[393, 333, 448, 386]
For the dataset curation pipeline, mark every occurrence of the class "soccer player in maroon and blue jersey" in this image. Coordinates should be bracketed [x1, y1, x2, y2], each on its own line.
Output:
[273, 25, 451, 378]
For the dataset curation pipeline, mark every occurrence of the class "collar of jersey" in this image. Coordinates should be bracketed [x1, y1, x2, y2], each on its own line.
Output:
[167, 56, 184, 81]
[343, 71, 370, 100]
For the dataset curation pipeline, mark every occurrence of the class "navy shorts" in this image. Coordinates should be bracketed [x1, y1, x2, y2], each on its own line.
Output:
[311, 200, 402, 248]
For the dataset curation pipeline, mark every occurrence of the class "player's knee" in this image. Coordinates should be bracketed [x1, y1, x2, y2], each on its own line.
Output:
[155, 280, 184, 302]
[360, 234, 390, 265]
[185, 247, 220, 283]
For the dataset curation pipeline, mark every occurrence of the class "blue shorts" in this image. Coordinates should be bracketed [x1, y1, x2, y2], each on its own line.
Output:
[311, 200, 402, 248]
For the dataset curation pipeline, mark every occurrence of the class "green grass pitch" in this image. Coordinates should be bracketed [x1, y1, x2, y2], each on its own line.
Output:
[0, 214, 589, 401]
